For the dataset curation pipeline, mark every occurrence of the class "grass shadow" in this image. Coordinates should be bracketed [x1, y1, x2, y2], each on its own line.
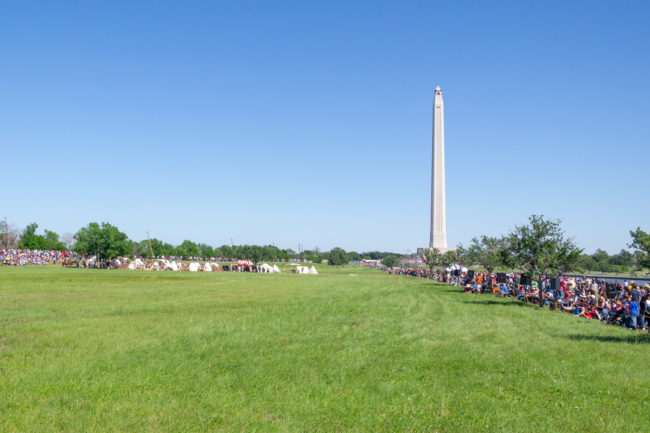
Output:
[566, 333, 650, 345]
[461, 298, 535, 308]
[441, 288, 464, 293]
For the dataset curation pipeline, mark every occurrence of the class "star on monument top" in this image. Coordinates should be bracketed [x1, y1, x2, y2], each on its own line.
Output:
[434, 86, 442, 94]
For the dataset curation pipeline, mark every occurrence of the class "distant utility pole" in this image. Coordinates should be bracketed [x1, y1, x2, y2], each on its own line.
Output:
[2, 216, 8, 249]
[146, 231, 154, 258]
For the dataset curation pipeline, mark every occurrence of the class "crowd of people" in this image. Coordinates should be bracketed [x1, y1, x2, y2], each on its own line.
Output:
[0, 249, 311, 268]
[0, 249, 289, 274]
[0, 249, 72, 266]
[462, 273, 649, 331]
[388, 267, 457, 283]
[363, 261, 459, 283]
[364, 261, 650, 333]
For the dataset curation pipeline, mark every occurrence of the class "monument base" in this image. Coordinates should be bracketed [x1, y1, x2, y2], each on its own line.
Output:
[417, 247, 456, 256]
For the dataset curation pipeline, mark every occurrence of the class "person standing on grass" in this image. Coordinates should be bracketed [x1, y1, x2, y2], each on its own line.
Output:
[630, 283, 642, 304]
[628, 296, 639, 330]
[640, 287, 649, 330]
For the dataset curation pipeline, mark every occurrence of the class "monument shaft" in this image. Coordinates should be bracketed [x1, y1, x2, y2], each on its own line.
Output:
[430, 86, 447, 249]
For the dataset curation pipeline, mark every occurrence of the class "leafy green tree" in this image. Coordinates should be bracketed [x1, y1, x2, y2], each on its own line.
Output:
[177, 240, 200, 257]
[441, 250, 457, 269]
[466, 236, 503, 275]
[24, 222, 37, 237]
[610, 249, 634, 267]
[303, 249, 323, 263]
[587, 249, 615, 272]
[633, 251, 647, 271]
[219, 245, 234, 258]
[453, 244, 467, 265]
[382, 254, 399, 268]
[73, 222, 132, 260]
[137, 240, 151, 257]
[136, 238, 172, 257]
[229, 245, 272, 264]
[198, 243, 215, 258]
[261, 245, 277, 262]
[19, 222, 46, 249]
[629, 227, 650, 269]
[347, 251, 362, 261]
[276, 248, 290, 261]
[591, 249, 610, 265]
[43, 230, 66, 251]
[328, 247, 347, 266]
[160, 242, 175, 256]
[361, 251, 403, 261]
[422, 247, 442, 276]
[576, 248, 635, 273]
[232, 245, 245, 260]
[500, 215, 582, 279]
[263, 246, 280, 262]
[134, 241, 146, 257]
[247, 245, 265, 264]
[577, 254, 597, 272]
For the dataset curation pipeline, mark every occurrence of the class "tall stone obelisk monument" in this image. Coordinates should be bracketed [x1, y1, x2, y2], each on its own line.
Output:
[429, 86, 447, 250]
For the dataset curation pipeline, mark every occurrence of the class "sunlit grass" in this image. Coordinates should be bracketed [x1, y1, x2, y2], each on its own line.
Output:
[0, 265, 648, 432]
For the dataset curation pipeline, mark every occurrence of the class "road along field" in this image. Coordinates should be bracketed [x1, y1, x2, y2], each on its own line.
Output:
[1, 266, 648, 432]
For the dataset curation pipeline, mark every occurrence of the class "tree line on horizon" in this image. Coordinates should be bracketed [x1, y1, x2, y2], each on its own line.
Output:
[421, 215, 650, 279]
[1, 217, 648, 271]
[0, 219, 401, 265]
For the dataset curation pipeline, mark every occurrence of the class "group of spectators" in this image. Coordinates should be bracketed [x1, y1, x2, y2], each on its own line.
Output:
[0, 249, 288, 273]
[365, 261, 649, 333]
[0, 249, 308, 268]
[366, 262, 459, 283]
[0, 249, 72, 266]
[463, 272, 650, 332]
[388, 267, 458, 283]
[149, 256, 237, 263]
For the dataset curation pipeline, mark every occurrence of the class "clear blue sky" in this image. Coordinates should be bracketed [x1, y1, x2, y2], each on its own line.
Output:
[2, 1, 649, 254]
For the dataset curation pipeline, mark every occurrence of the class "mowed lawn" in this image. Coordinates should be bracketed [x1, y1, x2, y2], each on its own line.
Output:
[1, 267, 648, 432]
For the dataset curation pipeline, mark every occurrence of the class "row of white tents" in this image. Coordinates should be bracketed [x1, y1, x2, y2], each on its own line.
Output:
[122, 258, 303, 274]
[444, 263, 469, 273]
[295, 265, 318, 274]
[126, 258, 188, 271]
[257, 263, 281, 273]
[114, 257, 320, 274]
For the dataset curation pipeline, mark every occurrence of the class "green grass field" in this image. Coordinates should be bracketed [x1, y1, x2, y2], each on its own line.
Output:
[1, 266, 648, 432]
